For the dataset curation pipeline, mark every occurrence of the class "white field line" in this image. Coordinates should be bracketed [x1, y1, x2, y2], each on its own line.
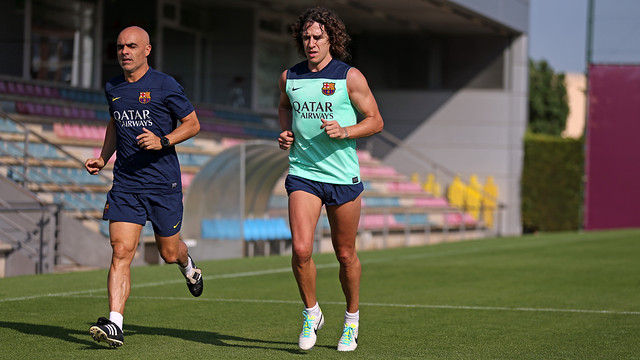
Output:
[0, 265, 330, 303]
[1, 234, 638, 316]
[68, 294, 640, 316]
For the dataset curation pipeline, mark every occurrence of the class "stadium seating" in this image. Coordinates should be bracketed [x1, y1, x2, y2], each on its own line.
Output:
[0, 117, 21, 133]
[201, 218, 291, 242]
[53, 191, 105, 212]
[177, 152, 213, 167]
[54, 123, 106, 141]
[6, 165, 110, 186]
[1, 77, 281, 141]
[0, 76, 492, 262]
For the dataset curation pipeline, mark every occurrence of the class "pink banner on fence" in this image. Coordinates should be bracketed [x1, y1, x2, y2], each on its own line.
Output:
[585, 64, 640, 229]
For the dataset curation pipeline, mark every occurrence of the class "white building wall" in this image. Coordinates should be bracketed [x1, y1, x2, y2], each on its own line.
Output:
[453, 0, 529, 33]
[375, 34, 528, 236]
[562, 72, 586, 138]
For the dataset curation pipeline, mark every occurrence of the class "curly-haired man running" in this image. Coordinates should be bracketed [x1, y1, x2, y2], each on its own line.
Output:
[277, 7, 384, 352]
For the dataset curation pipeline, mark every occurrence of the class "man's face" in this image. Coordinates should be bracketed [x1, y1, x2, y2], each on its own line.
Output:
[302, 21, 331, 66]
[116, 28, 151, 75]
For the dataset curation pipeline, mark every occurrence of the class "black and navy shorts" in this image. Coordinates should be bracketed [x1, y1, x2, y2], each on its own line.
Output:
[285, 174, 364, 206]
[103, 190, 184, 237]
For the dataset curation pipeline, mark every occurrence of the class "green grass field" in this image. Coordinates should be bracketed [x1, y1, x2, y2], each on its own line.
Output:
[1, 229, 639, 359]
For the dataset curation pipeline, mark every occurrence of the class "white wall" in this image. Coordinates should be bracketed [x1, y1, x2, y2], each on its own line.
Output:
[453, 0, 530, 33]
[374, 34, 528, 236]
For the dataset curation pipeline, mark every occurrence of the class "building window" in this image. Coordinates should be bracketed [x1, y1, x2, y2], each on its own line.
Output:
[30, 0, 96, 87]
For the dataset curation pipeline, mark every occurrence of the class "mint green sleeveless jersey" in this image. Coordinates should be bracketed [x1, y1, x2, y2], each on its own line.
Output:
[285, 59, 360, 185]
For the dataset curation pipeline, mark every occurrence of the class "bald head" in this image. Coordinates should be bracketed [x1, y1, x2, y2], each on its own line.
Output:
[118, 26, 150, 47]
[116, 26, 152, 81]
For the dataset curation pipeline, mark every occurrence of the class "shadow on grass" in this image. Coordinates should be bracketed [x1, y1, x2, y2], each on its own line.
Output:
[126, 323, 304, 354]
[0, 321, 305, 354]
[0, 321, 91, 347]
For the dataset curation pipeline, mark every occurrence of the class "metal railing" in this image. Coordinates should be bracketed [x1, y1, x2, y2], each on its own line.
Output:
[0, 109, 110, 218]
[0, 202, 60, 274]
[0, 110, 110, 272]
[362, 130, 506, 236]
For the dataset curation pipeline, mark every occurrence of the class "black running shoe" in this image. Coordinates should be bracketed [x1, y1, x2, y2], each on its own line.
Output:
[185, 255, 203, 297]
[89, 317, 123, 348]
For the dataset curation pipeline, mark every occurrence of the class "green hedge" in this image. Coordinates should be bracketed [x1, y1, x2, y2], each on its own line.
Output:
[521, 133, 584, 232]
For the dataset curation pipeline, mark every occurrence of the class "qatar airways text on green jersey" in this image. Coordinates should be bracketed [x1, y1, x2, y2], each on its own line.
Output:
[285, 59, 360, 185]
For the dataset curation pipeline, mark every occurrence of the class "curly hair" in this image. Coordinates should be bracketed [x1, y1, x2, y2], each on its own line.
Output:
[292, 7, 351, 62]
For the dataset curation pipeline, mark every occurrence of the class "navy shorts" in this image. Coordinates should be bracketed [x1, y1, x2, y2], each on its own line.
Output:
[103, 190, 184, 237]
[285, 174, 364, 206]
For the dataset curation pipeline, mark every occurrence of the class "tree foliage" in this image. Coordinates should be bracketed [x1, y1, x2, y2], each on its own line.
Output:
[528, 59, 569, 136]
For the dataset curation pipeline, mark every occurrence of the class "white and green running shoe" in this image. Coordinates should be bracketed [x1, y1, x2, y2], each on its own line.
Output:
[298, 310, 324, 350]
[337, 323, 358, 351]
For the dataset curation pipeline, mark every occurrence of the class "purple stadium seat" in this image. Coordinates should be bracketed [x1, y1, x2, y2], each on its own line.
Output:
[7, 82, 18, 94]
[43, 86, 60, 98]
[34, 103, 45, 116]
[52, 105, 63, 118]
[34, 85, 44, 97]
[16, 83, 26, 95]
[25, 102, 36, 115]
[44, 104, 55, 116]
[195, 108, 215, 117]
[85, 108, 96, 120]
[70, 107, 80, 119]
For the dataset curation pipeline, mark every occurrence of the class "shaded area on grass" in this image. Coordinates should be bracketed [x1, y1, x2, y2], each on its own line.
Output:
[0, 320, 304, 354]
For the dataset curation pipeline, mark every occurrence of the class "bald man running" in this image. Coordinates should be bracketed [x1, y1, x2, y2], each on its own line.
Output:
[86, 26, 203, 348]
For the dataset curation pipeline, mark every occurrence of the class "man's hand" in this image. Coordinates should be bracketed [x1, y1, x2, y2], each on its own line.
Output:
[278, 130, 295, 150]
[136, 127, 163, 150]
[320, 119, 348, 139]
[85, 158, 105, 175]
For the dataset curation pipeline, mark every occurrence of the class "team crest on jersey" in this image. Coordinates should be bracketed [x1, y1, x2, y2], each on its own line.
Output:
[139, 91, 151, 104]
[322, 82, 336, 96]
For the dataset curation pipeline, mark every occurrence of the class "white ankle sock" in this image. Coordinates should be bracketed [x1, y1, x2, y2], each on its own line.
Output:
[109, 311, 123, 331]
[305, 302, 322, 318]
[344, 310, 359, 326]
[180, 256, 194, 277]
